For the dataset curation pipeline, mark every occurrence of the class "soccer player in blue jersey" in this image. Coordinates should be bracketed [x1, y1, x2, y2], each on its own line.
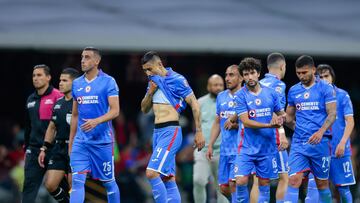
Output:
[259, 52, 289, 202]
[229, 57, 286, 202]
[283, 55, 337, 203]
[140, 51, 205, 203]
[206, 65, 243, 202]
[69, 47, 120, 203]
[305, 64, 355, 203]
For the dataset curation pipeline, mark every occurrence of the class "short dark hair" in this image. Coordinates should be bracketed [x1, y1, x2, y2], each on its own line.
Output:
[141, 51, 161, 65]
[317, 64, 336, 84]
[239, 57, 262, 76]
[33, 64, 51, 76]
[295, 55, 314, 68]
[61, 67, 80, 79]
[267, 52, 285, 68]
[83, 46, 101, 58]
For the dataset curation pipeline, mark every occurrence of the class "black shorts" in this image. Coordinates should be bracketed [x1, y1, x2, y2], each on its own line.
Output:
[47, 142, 70, 173]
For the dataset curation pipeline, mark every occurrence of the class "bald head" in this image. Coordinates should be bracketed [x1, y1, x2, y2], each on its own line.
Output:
[207, 74, 224, 97]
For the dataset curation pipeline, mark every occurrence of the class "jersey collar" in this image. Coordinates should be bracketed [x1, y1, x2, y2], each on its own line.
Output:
[265, 73, 280, 80]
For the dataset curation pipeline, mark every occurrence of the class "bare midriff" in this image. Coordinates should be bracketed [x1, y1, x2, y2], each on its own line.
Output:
[153, 103, 179, 124]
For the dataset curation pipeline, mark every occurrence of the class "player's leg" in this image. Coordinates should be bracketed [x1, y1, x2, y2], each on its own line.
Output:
[45, 170, 68, 203]
[163, 175, 181, 203]
[305, 173, 319, 202]
[227, 155, 237, 203]
[234, 154, 254, 202]
[147, 126, 182, 203]
[310, 141, 332, 203]
[216, 155, 231, 202]
[276, 150, 289, 202]
[69, 141, 91, 203]
[89, 142, 120, 203]
[22, 149, 47, 203]
[193, 150, 211, 203]
[250, 175, 258, 203]
[284, 146, 310, 202]
[255, 154, 278, 202]
[330, 156, 355, 203]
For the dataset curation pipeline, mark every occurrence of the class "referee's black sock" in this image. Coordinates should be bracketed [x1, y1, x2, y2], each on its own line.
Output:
[50, 187, 69, 203]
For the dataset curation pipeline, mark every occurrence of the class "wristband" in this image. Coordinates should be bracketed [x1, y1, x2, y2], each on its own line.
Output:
[40, 147, 47, 152]
[278, 127, 285, 134]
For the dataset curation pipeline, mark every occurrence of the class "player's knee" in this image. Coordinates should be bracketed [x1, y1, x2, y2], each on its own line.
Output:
[236, 176, 248, 186]
[279, 173, 289, 184]
[219, 184, 231, 197]
[315, 179, 329, 190]
[45, 180, 58, 193]
[193, 174, 207, 186]
[71, 173, 86, 189]
[146, 169, 159, 180]
[288, 175, 302, 187]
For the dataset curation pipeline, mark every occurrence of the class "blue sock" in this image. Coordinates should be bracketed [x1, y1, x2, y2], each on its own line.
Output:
[236, 185, 249, 202]
[284, 186, 299, 203]
[149, 177, 167, 203]
[338, 186, 352, 203]
[231, 191, 236, 203]
[318, 188, 332, 203]
[70, 173, 86, 203]
[305, 175, 319, 203]
[103, 179, 120, 203]
[164, 181, 181, 203]
[258, 185, 270, 203]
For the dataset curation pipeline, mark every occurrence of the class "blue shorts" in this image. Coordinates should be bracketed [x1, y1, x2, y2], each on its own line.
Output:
[147, 126, 182, 177]
[70, 141, 114, 181]
[329, 156, 356, 186]
[234, 153, 277, 179]
[218, 155, 236, 185]
[288, 140, 330, 180]
[276, 150, 289, 173]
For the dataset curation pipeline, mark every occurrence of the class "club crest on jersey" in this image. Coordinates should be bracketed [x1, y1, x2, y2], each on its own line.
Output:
[228, 101, 235, 107]
[296, 103, 301, 110]
[275, 86, 282, 93]
[85, 86, 91, 93]
[304, 92, 310, 99]
[248, 109, 256, 118]
[255, 99, 261, 106]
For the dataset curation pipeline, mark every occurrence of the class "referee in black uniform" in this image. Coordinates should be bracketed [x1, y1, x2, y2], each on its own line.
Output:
[38, 68, 79, 203]
[23, 65, 63, 202]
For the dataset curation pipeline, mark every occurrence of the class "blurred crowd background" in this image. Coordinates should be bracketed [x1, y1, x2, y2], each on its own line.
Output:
[1, 0, 360, 202]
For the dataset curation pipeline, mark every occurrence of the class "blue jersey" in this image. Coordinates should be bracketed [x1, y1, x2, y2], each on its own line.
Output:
[260, 73, 286, 109]
[216, 89, 241, 155]
[72, 69, 119, 144]
[287, 78, 336, 143]
[234, 85, 283, 156]
[331, 86, 353, 157]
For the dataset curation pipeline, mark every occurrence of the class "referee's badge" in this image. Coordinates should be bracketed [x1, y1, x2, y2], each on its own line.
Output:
[66, 113, 72, 125]
[85, 85, 91, 93]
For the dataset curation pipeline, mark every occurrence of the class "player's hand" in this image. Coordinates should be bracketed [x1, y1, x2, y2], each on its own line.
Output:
[206, 146, 213, 161]
[38, 151, 46, 168]
[81, 118, 100, 132]
[148, 81, 158, 95]
[308, 130, 324, 144]
[270, 115, 283, 128]
[335, 142, 345, 158]
[194, 131, 205, 151]
[278, 132, 289, 151]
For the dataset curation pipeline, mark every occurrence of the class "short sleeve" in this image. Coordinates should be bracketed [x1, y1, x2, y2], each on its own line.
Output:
[175, 76, 193, 99]
[323, 83, 336, 104]
[272, 90, 282, 113]
[234, 91, 247, 115]
[342, 93, 354, 117]
[216, 96, 220, 116]
[107, 78, 119, 97]
[287, 89, 294, 107]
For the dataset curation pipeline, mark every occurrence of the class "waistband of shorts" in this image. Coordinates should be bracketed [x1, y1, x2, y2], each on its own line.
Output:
[56, 140, 69, 144]
[154, 121, 179, 129]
